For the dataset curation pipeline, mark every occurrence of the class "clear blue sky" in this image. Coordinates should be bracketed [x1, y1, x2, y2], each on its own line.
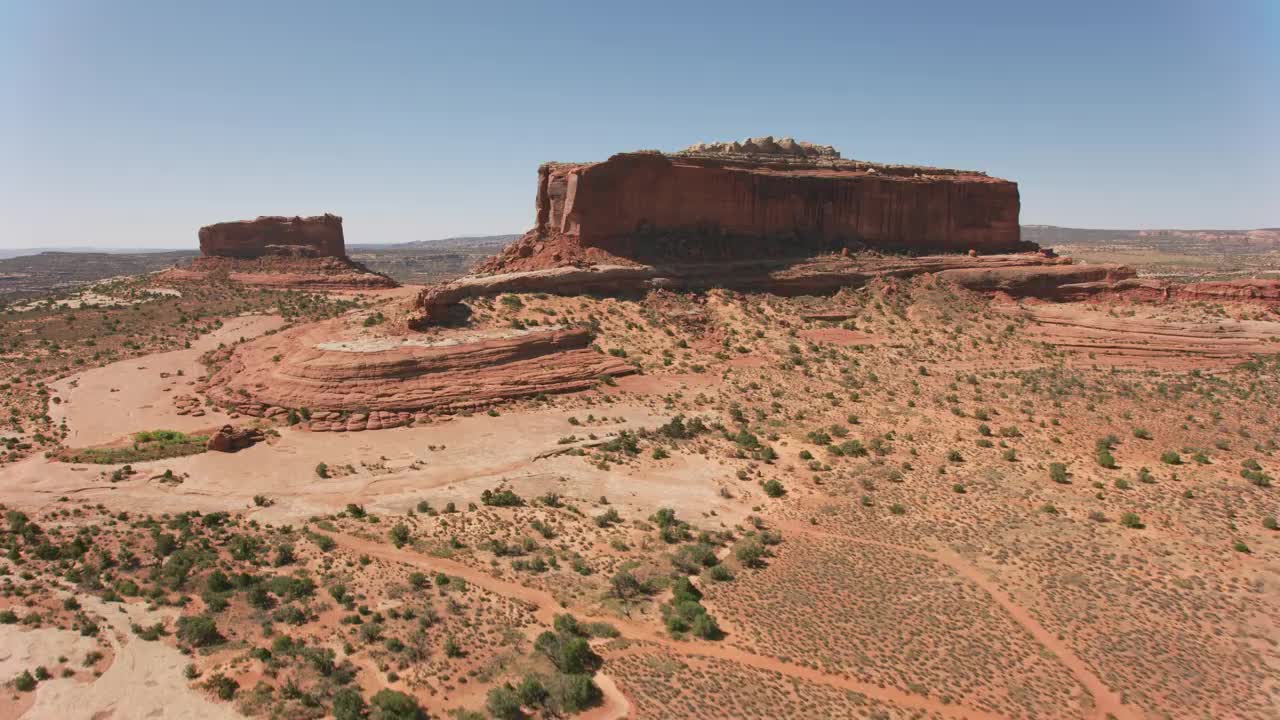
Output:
[1, 1, 1276, 249]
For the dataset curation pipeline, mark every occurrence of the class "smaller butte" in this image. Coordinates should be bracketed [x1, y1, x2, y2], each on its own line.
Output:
[161, 214, 398, 290]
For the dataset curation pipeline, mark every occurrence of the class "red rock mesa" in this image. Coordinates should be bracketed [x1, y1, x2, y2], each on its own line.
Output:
[164, 213, 397, 290]
[420, 137, 1280, 322]
[198, 214, 347, 259]
[481, 136, 1027, 273]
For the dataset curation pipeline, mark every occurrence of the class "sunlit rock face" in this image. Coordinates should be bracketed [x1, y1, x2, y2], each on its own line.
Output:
[479, 139, 1025, 274]
[198, 214, 346, 259]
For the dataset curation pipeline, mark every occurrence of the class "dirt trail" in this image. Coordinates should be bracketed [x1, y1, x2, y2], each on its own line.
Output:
[933, 547, 1139, 720]
[773, 520, 1142, 720]
[324, 531, 1015, 720]
[601, 639, 1012, 720]
[580, 672, 632, 720]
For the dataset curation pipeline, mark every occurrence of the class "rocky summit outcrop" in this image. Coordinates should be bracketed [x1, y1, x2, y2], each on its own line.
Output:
[937, 266, 1280, 306]
[420, 251, 1280, 324]
[205, 319, 634, 425]
[206, 425, 265, 453]
[199, 214, 346, 259]
[1042, 277, 1280, 305]
[479, 138, 1026, 274]
[682, 136, 841, 159]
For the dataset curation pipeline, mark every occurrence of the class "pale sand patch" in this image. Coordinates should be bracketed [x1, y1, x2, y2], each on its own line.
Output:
[7, 286, 180, 313]
[604, 372, 721, 395]
[324, 284, 423, 302]
[48, 314, 285, 447]
[1, 406, 745, 527]
[315, 324, 567, 352]
[17, 593, 242, 720]
[0, 626, 99, 680]
[581, 672, 631, 720]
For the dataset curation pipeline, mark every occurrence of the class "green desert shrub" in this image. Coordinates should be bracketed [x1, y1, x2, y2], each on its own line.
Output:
[1049, 462, 1069, 484]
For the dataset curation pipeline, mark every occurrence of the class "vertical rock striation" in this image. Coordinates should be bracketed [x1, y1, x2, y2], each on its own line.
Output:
[171, 213, 397, 289]
[481, 138, 1025, 273]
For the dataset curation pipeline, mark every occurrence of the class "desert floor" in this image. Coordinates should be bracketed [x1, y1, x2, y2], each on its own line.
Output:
[0, 275, 1276, 719]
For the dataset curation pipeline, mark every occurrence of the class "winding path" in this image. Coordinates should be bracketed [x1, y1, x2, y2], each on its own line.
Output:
[773, 519, 1141, 720]
[323, 530, 1015, 720]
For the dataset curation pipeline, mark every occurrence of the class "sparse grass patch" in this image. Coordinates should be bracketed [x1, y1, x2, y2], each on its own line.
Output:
[58, 429, 208, 464]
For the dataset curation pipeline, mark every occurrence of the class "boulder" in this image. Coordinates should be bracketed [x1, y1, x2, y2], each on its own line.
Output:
[206, 425, 265, 453]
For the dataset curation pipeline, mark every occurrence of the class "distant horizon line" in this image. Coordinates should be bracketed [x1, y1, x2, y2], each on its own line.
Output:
[1, 223, 1276, 255]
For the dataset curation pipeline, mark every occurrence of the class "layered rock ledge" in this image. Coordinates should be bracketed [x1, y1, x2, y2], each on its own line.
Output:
[205, 320, 633, 426]
[936, 265, 1280, 304]
[422, 250, 1280, 323]
[420, 253, 1073, 322]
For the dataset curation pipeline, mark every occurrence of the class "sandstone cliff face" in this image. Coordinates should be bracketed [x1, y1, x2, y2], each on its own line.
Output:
[199, 214, 346, 259]
[484, 147, 1023, 273]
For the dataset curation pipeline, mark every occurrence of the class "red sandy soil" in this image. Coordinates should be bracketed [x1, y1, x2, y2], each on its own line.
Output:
[799, 327, 882, 346]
